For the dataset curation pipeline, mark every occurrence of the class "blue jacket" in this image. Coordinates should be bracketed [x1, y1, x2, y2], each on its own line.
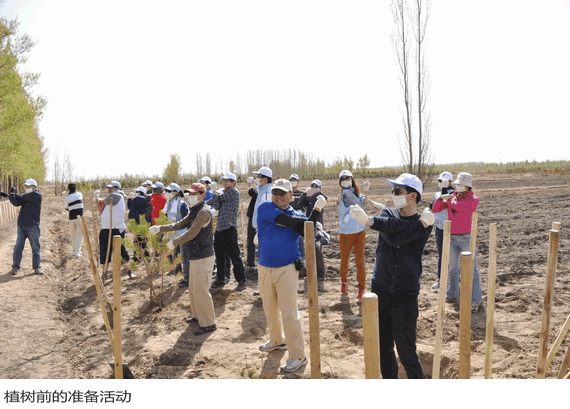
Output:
[252, 183, 272, 229]
[127, 196, 150, 224]
[10, 190, 42, 227]
[370, 208, 433, 296]
[339, 188, 367, 235]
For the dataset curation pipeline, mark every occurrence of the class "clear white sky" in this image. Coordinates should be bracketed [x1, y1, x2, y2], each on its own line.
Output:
[2, 0, 569, 180]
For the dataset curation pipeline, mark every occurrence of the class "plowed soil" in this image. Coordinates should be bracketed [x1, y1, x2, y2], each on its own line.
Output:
[1, 172, 570, 380]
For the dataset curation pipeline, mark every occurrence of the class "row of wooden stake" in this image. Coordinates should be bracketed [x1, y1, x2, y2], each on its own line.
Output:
[0, 200, 19, 225]
[303, 216, 570, 379]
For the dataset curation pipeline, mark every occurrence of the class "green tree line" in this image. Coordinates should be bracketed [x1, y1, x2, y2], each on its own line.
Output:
[0, 15, 47, 192]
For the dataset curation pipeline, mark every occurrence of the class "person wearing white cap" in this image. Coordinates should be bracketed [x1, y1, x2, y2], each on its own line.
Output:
[97, 181, 134, 278]
[199, 176, 214, 201]
[251, 166, 273, 230]
[429, 172, 455, 290]
[8, 178, 44, 275]
[127, 186, 151, 264]
[256, 179, 327, 373]
[141, 180, 154, 222]
[150, 183, 217, 335]
[338, 170, 386, 304]
[165, 183, 190, 283]
[288, 174, 304, 211]
[208, 172, 247, 290]
[432, 172, 482, 313]
[150, 181, 167, 225]
[349, 173, 434, 379]
[64, 183, 84, 257]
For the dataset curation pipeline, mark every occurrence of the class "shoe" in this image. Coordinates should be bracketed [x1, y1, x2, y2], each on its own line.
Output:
[357, 288, 365, 305]
[193, 324, 217, 336]
[34, 268, 45, 275]
[471, 303, 481, 313]
[10, 267, 18, 276]
[179, 280, 189, 288]
[127, 270, 136, 279]
[280, 356, 308, 373]
[211, 280, 225, 289]
[259, 340, 288, 352]
[432, 279, 440, 290]
[446, 297, 458, 304]
[185, 317, 198, 324]
[341, 281, 348, 294]
[236, 282, 246, 291]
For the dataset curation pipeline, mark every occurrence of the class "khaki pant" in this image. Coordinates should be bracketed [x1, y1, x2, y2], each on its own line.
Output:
[258, 263, 305, 360]
[339, 231, 367, 289]
[189, 256, 216, 327]
[69, 218, 84, 254]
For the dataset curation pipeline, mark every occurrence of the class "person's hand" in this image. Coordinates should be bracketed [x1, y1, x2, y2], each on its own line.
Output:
[439, 194, 451, 201]
[93, 190, 100, 197]
[370, 200, 386, 210]
[363, 180, 371, 192]
[210, 182, 218, 192]
[0, 191, 8, 198]
[167, 240, 175, 251]
[10, 186, 17, 194]
[314, 195, 327, 212]
[247, 177, 254, 187]
[254, 234, 259, 245]
[149, 226, 160, 235]
[420, 208, 435, 228]
[350, 205, 371, 226]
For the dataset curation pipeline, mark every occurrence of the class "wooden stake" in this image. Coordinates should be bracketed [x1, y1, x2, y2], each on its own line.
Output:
[558, 345, 570, 378]
[91, 195, 100, 266]
[362, 293, 380, 379]
[112, 236, 123, 379]
[484, 223, 498, 379]
[546, 310, 570, 371]
[469, 212, 478, 257]
[432, 220, 452, 379]
[304, 221, 321, 379]
[536, 229, 560, 378]
[459, 251, 474, 379]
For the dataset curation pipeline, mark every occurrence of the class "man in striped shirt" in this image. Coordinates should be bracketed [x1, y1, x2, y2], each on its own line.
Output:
[64, 183, 84, 257]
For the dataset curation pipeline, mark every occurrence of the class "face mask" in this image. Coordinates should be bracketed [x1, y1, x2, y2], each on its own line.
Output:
[25, 188, 33, 194]
[341, 180, 352, 189]
[185, 194, 199, 207]
[455, 184, 467, 193]
[166, 192, 175, 200]
[255, 178, 261, 186]
[392, 194, 409, 209]
[290, 181, 298, 188]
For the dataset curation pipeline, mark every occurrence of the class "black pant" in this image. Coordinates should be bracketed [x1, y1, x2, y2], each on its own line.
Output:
[132, 234, 149, 263]
[435, 227, 443, 279]
[373, 290, 425, 379]
[214, 226, 246, 283]
[99, 229, 130, 265]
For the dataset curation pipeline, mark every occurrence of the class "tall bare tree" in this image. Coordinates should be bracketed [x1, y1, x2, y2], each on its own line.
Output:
[392, 0, 434, 184]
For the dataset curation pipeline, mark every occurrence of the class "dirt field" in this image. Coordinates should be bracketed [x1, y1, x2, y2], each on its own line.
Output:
[1, 172, 570, 381]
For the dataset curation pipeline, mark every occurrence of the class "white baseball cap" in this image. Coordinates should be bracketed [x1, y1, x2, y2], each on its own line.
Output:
[24, 178, 38, 187]
[166, 182, 181, 192]
[272, 179, 293, 193]
[142, 180, 153, 186]
[289, 174, 300, 181]
[453, 172, 473, 187]
[311, 179, 322, 188]
[339, 170, 353, 179]
[200, 176, 212, 184]
[134, 186, 146, 194]
[221, 172, 237, 181]
[438, 171, 453, 181]
[387, 173, 423, 195]
[106, 181, 121, 189]
[152, 181, 166, 190]
[253, 166, 273, 178]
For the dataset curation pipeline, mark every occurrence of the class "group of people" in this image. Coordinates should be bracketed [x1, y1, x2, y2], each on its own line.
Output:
[1, 167, 482, 378]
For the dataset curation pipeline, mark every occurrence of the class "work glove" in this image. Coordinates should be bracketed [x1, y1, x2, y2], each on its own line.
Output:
[369, 199, 386, 210]
[420, 208, 435, 228]
[349, 205, 371, 226]
[210, 182, 218, 192]
[0, 191, 8, 198]
[167, 240, 176, 251]
[247, 177, 254, 185]
[149, 226, 160, 235]
[363, 180, 371, 192]
[314, 195, 327, 212]
[93, 190, 100, 197]
[10, 186, 17, 194]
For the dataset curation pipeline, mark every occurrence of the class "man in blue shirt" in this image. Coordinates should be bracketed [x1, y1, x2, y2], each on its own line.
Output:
[256, 179, 326, 373]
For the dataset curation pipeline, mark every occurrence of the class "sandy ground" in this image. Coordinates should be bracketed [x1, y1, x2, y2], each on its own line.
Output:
[1, 172, 570, 381]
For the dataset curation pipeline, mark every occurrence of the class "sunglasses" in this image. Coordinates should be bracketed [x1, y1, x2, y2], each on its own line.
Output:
[272, 189, 288, 197]
[392, 187, 408, 196]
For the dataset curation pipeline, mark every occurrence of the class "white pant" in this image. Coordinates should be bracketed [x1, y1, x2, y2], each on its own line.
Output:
[69, 218, 84, 254]
[258, 263, 305, 360]
[188, 256, 216, 327]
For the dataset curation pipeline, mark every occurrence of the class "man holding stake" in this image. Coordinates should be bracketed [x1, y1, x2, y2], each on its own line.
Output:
[350, 173, 434, 379]
[256, 179, 327, 373]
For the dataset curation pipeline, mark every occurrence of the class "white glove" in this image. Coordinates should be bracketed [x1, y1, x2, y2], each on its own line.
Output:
[210, 182, 218, 192]
[149, 226, 160, 235]
[420, 208, 435, 228]
[314, 195, 327, 212]
[167, 240, 176, 251]
[439, 194, 451, 201]
[254, 234, 259, 245]
[349, 205, 371, 226]
[247, 176, 254, 184]
[316, 221, 323, 231]
[129, 192, 135, 197]
[370, 200, 386, 210]
[363, 180, 371, 192]
[216, 188, 224, 195]
[93, 190, 100, 197]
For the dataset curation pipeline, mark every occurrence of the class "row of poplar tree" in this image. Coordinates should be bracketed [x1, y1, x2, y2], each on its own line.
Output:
[0, 16, 47, 193]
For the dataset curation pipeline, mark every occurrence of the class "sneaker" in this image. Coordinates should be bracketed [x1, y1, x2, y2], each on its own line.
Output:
[10, 267, 18, 276]
[259, 340, 288, 352]
[211, 280, 225, 289]
[34, 268, 45, 275]
[471, 303, 481, 313]
[127, 270, 137, 279]
[341, 281, 348, 294]
[185, 317, 198, 324]
[357, 288, 365, 305]
[236, 282, 246, 291]
[432, 279, 440, 290]
[193, 324, 217, 336]
[280, 356, 308, 373]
